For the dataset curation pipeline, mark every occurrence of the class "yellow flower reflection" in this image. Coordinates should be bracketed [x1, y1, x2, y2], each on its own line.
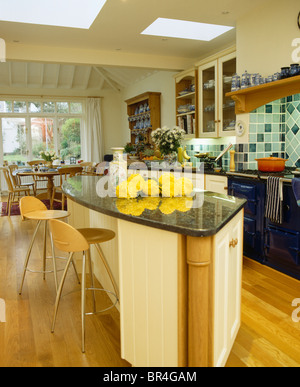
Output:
[116, 196, 193, 217]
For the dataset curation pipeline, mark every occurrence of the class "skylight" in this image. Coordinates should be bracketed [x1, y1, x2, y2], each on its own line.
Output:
[141, 18, 234, 41]
[0, 0, 107, 29]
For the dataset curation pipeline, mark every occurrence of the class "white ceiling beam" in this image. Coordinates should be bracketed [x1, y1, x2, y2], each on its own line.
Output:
[25, 62, 28, 87]
[55, 64, 60, 88]
[8, 62, 12, 86]
[83, 66, 92, 89]
[102, 67, 129, 88]
[93, 66, 121, 92]
[40, 64, 44, 88]
[68, 65, 76, 89]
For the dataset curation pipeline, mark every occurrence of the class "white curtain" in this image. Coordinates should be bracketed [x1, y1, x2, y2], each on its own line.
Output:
[82, 98, 103, 163]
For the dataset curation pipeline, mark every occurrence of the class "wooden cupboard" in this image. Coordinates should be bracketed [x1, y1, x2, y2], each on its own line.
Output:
[125, 92, 161, 147]
[205, 174, 228, 195]
[213, 210, 243, 366]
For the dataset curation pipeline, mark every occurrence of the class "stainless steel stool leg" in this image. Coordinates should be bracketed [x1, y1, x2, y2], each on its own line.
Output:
[19, 220, 42, 295]
[49, 225, 58, 292]
[81, 251, 87, 353]
[94, 243, 119, 300]
[51, 252, 74, 333]
[87, 248, 97, 314]
[43, 220, 47, 280]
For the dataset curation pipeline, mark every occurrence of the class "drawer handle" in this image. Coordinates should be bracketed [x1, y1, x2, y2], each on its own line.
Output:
[229, 238, 238, 248]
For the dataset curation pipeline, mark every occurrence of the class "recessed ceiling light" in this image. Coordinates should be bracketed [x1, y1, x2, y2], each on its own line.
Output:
[0, 0, 107, 29]
[141, 18, 234, 41]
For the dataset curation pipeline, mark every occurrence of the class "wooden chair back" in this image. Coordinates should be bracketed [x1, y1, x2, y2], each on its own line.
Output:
[49, 219, 89, 253]
[27, 160, 47, 167]
[8, 165, 20, 187]
[58, 166, 83, 186]
[0, 167, 14, 191]
[27, 160, 48, 184]
[79, 162, 94, 167]
[79, 162, 95, 174]
[19, 196, 47, 220]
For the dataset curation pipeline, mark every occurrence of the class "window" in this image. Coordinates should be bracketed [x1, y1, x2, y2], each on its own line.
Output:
[2, 117, 27, 163]
[31, 117, 54, 158]
[58, 117, 81, 161]
[0, 98, 84, 166]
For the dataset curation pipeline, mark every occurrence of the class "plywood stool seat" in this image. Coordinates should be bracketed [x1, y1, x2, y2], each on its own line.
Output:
[18, 196, 75, 295]
[49, 219, 118, 353]
[77, 228, 115, 244]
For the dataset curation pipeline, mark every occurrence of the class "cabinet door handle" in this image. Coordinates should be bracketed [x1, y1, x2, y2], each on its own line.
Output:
[229, 238, 238, 248]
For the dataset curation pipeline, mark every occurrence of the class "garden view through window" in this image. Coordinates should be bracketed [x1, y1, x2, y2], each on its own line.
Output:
[0, 99, 83, 165]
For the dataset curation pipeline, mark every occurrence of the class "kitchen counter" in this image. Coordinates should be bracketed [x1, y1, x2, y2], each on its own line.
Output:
[127, 160, 228, 176]
[62, 175, 245, 237]
[63, 175, 245, 367]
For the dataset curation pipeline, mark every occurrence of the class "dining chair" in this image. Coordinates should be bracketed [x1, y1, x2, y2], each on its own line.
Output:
[8, 164, 36, 196]
[49, 218, 118, 352]
[51, 166, 83, 210]
[0, 167, 30, 216]
[27, 160, 48, 192]
[79, 162, 95, 175]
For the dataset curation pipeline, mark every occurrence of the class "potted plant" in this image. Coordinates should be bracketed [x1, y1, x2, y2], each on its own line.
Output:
[151, 126, 185, 163]
[39, 150, 58, 168]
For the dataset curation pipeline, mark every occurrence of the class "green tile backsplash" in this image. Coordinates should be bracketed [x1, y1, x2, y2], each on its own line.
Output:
[185, 94, 300, 171]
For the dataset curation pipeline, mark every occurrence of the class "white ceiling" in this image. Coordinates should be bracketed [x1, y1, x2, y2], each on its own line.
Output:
[0, 61, 159, 92]
[0, 0, 268, 93]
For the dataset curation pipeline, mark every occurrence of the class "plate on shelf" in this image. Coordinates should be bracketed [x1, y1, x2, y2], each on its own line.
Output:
[178, 90, 190, 96]
[235, 120, 246, 137]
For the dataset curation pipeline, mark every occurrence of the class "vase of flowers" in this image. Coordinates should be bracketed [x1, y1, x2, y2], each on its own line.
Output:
[39, 150, 58, 169]
[151, 126, 185, 164]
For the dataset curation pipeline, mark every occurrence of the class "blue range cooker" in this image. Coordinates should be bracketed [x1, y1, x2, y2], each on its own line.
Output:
[227, 169, 300, 280]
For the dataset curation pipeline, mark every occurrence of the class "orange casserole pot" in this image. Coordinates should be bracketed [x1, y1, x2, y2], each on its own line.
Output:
[255, 157, 288, 172]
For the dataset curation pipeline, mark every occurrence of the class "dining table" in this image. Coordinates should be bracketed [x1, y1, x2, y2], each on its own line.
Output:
[14, 168, 60, 210]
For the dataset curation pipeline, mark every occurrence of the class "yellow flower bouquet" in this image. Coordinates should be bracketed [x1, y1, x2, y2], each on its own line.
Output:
[115, 173, 194, 217]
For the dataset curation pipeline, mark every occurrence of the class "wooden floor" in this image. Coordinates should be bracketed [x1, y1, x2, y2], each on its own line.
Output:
[1, 209, 300, 367]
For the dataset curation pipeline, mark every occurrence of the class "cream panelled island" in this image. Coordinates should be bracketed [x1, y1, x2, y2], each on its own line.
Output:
[62, 175, 246, 368]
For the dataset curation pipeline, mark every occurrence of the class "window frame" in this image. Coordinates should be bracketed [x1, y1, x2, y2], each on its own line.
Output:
[0, 96, 85, 164]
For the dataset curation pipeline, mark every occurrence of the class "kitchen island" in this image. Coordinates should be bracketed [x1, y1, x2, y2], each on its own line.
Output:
[63, 175, 246, 367]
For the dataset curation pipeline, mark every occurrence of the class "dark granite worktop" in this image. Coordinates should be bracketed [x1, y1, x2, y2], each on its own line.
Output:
[127, 161, 228, 176]
[62, 176, 246, 237]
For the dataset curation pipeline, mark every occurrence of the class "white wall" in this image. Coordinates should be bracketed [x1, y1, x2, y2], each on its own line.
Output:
[234, 0, 300, 144]
[237, 0, 300, 76]
[100, 91, 123, 154]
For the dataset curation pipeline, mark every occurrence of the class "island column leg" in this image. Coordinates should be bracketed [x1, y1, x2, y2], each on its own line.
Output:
[186, 235, 213, 367]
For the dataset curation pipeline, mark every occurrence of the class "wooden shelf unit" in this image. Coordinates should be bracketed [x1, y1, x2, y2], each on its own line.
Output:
[125, 92, 161, 146]
[226, 74, 300, 114]
[175, 69, 198, 138]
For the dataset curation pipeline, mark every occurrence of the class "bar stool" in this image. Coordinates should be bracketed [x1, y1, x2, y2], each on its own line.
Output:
[49, 219, 118, 353]
[18, 196, 77, 294]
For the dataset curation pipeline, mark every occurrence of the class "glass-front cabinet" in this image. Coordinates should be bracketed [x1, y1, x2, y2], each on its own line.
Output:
[174, 68, 198, 138]
[198, 52, 236, 138]
[199, 60, 218, 137]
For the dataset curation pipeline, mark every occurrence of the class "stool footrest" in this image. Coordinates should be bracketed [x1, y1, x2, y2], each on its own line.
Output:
[25, 255, 73, 274]
[84, 287, 118, 316]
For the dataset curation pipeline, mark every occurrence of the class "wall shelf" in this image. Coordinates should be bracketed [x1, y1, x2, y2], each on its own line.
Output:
[226, 75, 300, 114]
